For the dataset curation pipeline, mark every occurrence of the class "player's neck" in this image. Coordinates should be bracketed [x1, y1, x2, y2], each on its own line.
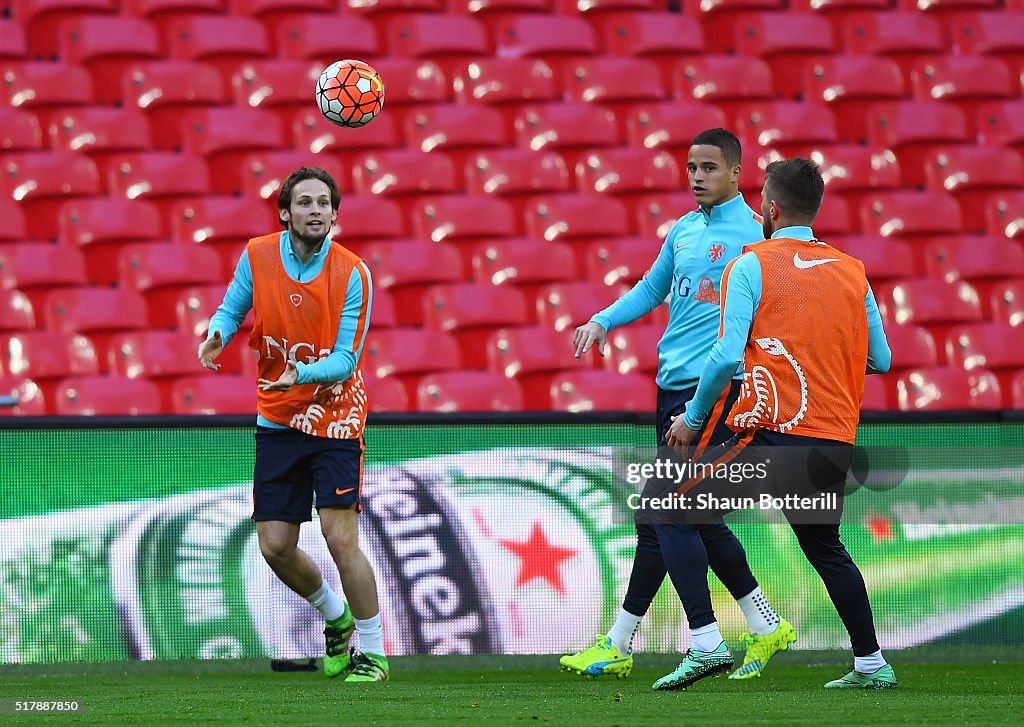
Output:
[700, 189, 740, 215]
[289, 234, 325, 264]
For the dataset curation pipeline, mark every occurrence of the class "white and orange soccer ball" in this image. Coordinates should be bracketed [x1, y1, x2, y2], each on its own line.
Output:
[315, 59, 385, 128]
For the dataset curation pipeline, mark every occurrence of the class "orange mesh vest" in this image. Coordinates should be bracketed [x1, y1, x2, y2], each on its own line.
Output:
[725, 237, 869, 444]
[247, 233, 368, 439]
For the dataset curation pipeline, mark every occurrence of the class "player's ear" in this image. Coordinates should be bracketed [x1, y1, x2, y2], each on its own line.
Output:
[731, 163, 741, 184]
[279, 209, 290, 224]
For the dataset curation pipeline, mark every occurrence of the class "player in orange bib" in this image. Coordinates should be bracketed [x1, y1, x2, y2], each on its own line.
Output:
[647, 158, 896, 691]
[197, 167, 388, 682]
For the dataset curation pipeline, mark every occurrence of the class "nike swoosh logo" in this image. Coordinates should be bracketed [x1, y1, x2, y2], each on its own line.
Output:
[793, 252, 840, 269]
[335, 487, 354, 496]
[675, 244, 687, 250]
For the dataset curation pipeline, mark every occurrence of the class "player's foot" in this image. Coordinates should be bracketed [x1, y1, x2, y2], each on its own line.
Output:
[344, 651, 389, 683]
[824, 664, 897, 689]
[323, 604, 354, 678]
[559, 634, 633, 678]
[729, 617, 797, 680]
[652, 642, 734, 691]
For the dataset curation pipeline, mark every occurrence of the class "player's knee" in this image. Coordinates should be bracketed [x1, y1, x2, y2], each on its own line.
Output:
[258, 533, 297, 566]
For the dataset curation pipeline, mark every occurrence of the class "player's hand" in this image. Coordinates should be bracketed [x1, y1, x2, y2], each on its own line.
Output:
[573, 321, 608, 359]
[198, 331, 224, 371]
[259, 360, 298, 392]
[665, 414, 700, 455]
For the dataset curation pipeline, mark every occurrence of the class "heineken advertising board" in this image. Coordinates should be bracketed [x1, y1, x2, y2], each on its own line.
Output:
[0, 421, 1022, 664]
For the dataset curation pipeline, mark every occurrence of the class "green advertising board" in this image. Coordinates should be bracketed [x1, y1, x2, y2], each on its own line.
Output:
[0, 420, 1022, 664]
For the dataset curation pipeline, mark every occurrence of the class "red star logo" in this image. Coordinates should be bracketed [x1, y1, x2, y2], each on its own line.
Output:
[498, 522, 578, 594]
[864, 513, 895, 543]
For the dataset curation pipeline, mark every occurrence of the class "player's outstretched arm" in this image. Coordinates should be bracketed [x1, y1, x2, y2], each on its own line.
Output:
[573, 321, 608, 359]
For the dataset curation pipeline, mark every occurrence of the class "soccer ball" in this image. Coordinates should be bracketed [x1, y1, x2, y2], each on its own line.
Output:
[315, 59, 384, 128]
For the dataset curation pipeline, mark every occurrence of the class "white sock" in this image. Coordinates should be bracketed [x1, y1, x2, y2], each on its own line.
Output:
[306, 580, 346, 623]
[736, 586, 781, 636]
[690, 622, 724, 653]
[355, 613, 385, 657]
[854, 650, 887, 673]
[606, 608, 642, 654]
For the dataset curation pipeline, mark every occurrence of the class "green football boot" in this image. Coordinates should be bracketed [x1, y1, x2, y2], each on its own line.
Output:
[652, 642, 735, 691]
[344, 651, 390, 683]
[824, 664, 897, 689]
[322, 604, 354, 678]
[559, 635, 633, 678]
[729, 617, 797, 679]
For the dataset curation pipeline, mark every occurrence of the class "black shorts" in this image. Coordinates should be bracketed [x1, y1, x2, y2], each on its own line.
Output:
[656, 381, 742, 450]
[253, 426, 364, 522]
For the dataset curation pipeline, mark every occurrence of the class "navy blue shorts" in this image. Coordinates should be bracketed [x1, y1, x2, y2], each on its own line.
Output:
[253, 426, 364, 522]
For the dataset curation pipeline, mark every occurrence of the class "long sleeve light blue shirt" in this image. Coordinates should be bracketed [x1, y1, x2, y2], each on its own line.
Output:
[207, 231, 372, 429]
[682, 226, 891, 430]
[591, 194, 766, 390]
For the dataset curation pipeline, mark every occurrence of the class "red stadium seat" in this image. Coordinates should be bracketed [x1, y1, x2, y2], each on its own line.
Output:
[549, 370, 656, 412]
[896, 366, 1001, 410]
[368, 288, 398, 329]
[274, 14, 379, 61]
[524, 194, 630, 242]
[174, 284, 236, 337]
[0, 19, 27, 60]
[794, 145, 900, 212]
[945, 324, 1024, 396]
[985, 191, 1024, 241]
[809, 194, 853, 237]
[229, 0, 333, 26]
[584, 237, 660, 286]
[672, 56, 775, 118]
[180, 108, 286, 194]
[403, 104, 510, 154]
[238, 151, 348, 202]
[422, 283, 530, 367]
[230, 60, 320, 117]
[416, 371, 524, 412]
[0, 153, 99, 239]
[0, 108, 42, 151]
[860, 192, 964, 238]
[2, 331, 98, 381]
[514, 104, 620, 151]
[362, 329, 461, 382]
[535, 281, 625, 332]
[120, 243, 224, 328]
[337, 196, 407, 242]
[360, 241, 464, 326]
[11, 0, 116, 57]
[561, 57, 666, 106]
[411, 195, 518, 243]
[624, 103, 728, 153]
[0, 199, 27, 241]
[950, 12, 1024, 78]
[909, 55, 1016, 123]
[842, 12, 946, 75]
[167, 17, 271, 79]
[924, 146, 1024, 224]
[107, 153, 211, 232]
[120, 62, 226, 150]
[734, 101, 838, 154]
[0, 62, 94, 119]
[47, 107, 153, 175]
[43, 288, 149, 366]
[923, 235, 1024, 284]
[170, 196, 279, 273]
[452, 58, 559, 106]
[575, 148, 680, 196]
[604, 323, 662, 376]
[556, 0, 657, 13]
[860, 374, 892, 411]
[0, 289, 34, 332]
[803, 57, 907, 145]
[0, 244, 88, 311]
[120, 0, 221, 35]
[170, 374, 256, 414]
[599, 12, 703, 65]
[464, 149, 571, 198]
[363, 373, 409, 412]
[108, 330, 208, 379]
[876, 279, 982, 327]
[0, 376, 45, 416]
[471, 240, 578, 292]
[385, 14, 490, 64]
[486, 325, 572, 408]
[352, 151, 459, 196]
[884, 324, 938, 370]
[291, 108, 400, 157]
[54, 375, 162, 415]
[634, 192, 697, 240]
[733, 12, 837, 99]
[492, 15, 597, 69]
[829, 236, 916, 283]
[58, 17, 161, 104]
[976, 101, 1024, 151]
[681, 0, 784, 53]
[989, 278, 1024, 326]
[367, 59, 449, 106]
[898, 0, 998, 21]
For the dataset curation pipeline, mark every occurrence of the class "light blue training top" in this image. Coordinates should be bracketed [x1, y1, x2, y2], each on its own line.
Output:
[591, 193, 765, 390]
[207, 230, 372, 429]
[682, 225, 892, 430]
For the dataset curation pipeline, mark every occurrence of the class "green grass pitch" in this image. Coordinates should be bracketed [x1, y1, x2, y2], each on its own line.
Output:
[1, 649, 1019, 726]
